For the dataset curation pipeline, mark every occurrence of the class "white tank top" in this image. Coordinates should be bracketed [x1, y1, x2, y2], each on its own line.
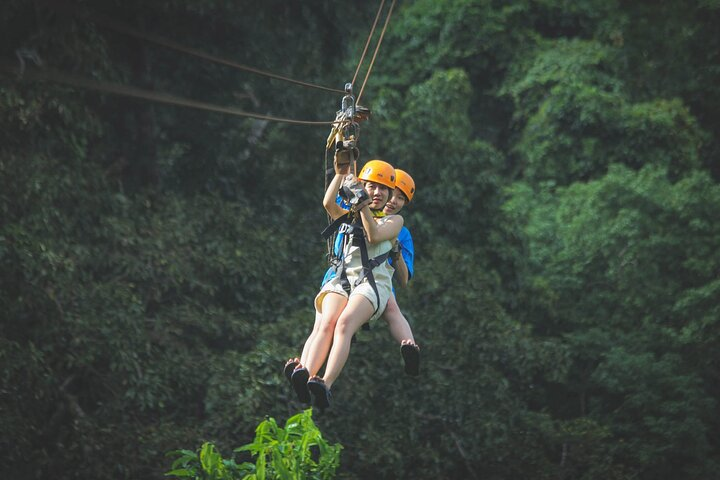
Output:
[340, 215, 395, 293]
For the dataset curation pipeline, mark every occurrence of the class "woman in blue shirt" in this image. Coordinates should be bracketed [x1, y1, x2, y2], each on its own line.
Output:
[380, 169, 420, 376]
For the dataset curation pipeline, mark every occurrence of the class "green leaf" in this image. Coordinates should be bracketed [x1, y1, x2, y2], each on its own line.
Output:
[164, 469, 192, 477]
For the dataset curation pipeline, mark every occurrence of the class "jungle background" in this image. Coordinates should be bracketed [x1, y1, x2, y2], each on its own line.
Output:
[2, 0, 719, 479]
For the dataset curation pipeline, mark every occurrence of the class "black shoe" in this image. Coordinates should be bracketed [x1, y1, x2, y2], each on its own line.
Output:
[283, 359, 299, 383]
[307, 377, 332, 411]
[291, 367, 311, 404]
[401, 343, 420, 376]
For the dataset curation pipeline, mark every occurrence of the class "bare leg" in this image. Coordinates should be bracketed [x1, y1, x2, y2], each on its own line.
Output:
[382, 295, 415, 344]
[300, 309, 323, 366]
[322, 295, 374, 389]
[303, 293, 346, 378]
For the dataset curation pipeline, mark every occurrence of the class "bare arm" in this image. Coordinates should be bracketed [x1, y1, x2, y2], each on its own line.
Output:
[359, 207, 404, 244]
[323, 153, 355, 220]
[323, 173, 348, 220]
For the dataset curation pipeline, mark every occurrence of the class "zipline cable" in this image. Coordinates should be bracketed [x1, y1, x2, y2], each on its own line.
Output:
[323, 0, 397, 175]
[8, 2, 398, 127]
[322, 0, 392, 257]
[351, 0, 386, 89]
[0, 62, 334, 126]
[357, 0, 397, 106]
[324, 0, 398, 193]
[87, 12, 346, 95]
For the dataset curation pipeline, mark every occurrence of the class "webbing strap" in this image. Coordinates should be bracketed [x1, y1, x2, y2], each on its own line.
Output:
[354, 251, 390, 288]
[329, 258, 352, 295]
[354, 228, 386, 318]
[321, 212, 352, 240]
[321, 215, 390, 321]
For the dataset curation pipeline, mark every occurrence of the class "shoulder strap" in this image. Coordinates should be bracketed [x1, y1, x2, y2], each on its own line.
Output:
[321, 211, 352, 240]
[321, 212, 391, 323]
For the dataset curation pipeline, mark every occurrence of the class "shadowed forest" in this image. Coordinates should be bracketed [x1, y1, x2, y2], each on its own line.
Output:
[1, 1, 719, 479]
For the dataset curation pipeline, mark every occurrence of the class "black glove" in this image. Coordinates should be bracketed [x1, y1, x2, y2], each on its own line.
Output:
[391, 241, 402, 260]
[339, 175, 369, 208]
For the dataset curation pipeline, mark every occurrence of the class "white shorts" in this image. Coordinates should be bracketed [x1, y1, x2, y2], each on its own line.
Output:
[314, 277, 390, 323]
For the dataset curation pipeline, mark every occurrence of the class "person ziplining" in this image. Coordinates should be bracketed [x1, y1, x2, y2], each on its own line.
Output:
[377, 169, 421, 377]
[283, 76, 421, 410]
[285, 156, 402, 410]
[283, 162, 420, 409]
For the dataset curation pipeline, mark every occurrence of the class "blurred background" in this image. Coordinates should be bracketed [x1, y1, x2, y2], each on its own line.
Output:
[1, 0, 719, 478]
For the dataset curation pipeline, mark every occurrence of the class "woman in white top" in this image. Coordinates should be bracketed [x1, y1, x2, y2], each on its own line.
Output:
[290, 157, 403, 409]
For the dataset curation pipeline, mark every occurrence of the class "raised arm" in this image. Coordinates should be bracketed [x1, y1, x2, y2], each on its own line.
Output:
[323, 153, 354, 220]
[323, 173, 348, 220]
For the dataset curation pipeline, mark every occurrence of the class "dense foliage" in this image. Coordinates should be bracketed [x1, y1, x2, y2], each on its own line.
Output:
[166, 409, 341, 479]
[1, 1, 718, 479]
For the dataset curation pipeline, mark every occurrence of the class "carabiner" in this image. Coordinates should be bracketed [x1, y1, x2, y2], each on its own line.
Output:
[341, 83, 356, 124]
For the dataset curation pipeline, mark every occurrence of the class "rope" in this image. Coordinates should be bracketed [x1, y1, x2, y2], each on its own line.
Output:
[89, 13, 345, 95]
[1, 63, 334, 126]
[351, 0, 386, 88]
[325, 0, 396, 223]
[357, 0, 397, 105]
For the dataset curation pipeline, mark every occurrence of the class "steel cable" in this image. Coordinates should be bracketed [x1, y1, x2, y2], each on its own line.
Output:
[89, 12, 346, 95]
[357, 0, 398, 106]
[1, 63, 334, 126]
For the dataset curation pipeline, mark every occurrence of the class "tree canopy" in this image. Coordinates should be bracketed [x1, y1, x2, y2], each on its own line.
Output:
[1, 1, 719, 479]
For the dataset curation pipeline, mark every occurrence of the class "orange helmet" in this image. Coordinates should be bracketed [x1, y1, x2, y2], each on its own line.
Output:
[394, 169, 415, 202]
[358, 160, 396, 190]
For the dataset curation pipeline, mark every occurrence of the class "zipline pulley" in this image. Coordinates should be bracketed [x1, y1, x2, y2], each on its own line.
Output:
[326, 82, 371, 166]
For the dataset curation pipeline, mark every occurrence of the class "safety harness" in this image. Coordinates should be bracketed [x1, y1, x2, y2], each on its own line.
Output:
[320, 82, 386, 323]
[321, 209, 390, 318]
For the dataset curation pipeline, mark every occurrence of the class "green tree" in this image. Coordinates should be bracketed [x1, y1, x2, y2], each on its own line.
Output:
[504, 165, 720, 478]
[504, 39, 705, 184]
[3, 0, 720, 478]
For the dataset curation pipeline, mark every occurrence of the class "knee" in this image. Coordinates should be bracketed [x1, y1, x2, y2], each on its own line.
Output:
[383, 305, 401, 325]
[319, 315, 338, 335]
[334, 315, 359, 338]
[384, 298, 399, 317]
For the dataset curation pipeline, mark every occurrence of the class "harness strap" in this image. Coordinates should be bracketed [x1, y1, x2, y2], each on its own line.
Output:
[329, 257, 352, 295]
[321, 212, 390, 326]
[354, 251, 390, 289]
[321, 212, 352, 240]
[322, 208, 385, 241]
[352, 228, 388, 319]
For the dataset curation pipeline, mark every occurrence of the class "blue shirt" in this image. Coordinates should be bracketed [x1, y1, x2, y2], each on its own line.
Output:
[390, 226, 414, 280]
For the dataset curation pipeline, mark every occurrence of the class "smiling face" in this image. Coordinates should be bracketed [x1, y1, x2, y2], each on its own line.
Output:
[363, 181, 391, 210]
[383, 188, 408, 215]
